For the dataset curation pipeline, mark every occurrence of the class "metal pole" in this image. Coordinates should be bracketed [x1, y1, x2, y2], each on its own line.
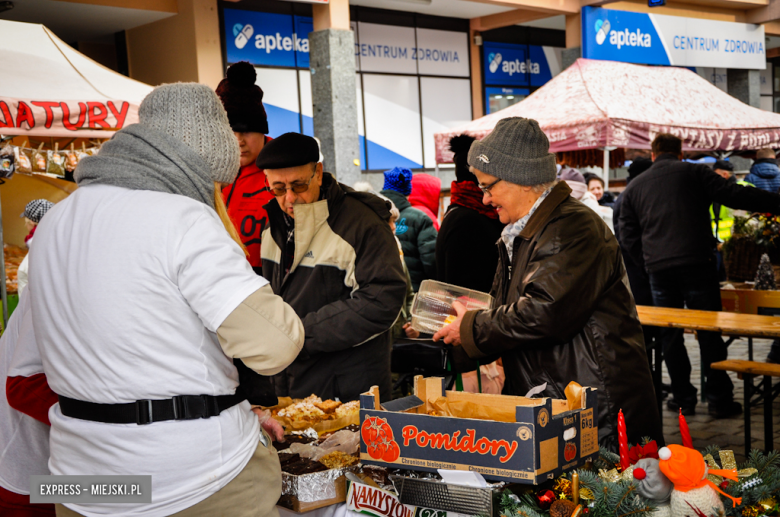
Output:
[603, 148, 610, 191]
[0, 189, 8, 330]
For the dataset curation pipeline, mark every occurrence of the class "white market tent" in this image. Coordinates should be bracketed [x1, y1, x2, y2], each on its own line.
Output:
[434, 58, 780, 164]
[0, 20, 153, 326]
[0, 19, 153, 139]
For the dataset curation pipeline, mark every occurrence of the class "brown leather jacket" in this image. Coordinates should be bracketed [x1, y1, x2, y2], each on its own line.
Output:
[458, 182, 662, 451]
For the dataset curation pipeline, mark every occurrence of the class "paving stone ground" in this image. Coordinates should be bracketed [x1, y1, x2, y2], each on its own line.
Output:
[659, 333, 777, 463]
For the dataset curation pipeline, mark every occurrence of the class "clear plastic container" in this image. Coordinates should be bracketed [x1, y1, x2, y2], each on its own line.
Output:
[410, 280, 493, 334]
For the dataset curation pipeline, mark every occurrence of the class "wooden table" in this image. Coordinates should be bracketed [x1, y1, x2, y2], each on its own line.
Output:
[637, 305, 780, 454]
[637, 306, 780, 341]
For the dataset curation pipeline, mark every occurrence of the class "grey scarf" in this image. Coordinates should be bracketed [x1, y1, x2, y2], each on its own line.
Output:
[75, 123, 214, 205]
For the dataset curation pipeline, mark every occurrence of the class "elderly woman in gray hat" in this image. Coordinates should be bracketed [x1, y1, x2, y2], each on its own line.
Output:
[434, 117, 661, 452]
[13, 83, 304, 517]
[17, 199, 55, 297]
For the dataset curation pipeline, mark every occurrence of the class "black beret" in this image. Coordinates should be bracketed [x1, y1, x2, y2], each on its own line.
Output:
[256, 132, 320, 170]
[713, 159, 734, 172]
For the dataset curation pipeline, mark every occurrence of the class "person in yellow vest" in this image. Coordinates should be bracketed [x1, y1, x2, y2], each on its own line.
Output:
[710, 160, 754, 242]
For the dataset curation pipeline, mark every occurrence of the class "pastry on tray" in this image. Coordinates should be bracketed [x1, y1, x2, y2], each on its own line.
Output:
[272, 395, 361, 430]
[278, 453, 329, 475]
[319, 451, 359, 469]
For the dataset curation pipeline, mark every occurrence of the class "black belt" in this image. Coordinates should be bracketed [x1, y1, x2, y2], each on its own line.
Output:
[58, 393, 246, 425]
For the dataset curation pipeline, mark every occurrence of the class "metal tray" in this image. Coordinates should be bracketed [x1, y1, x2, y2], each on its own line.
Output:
[389, 475, 493, 515]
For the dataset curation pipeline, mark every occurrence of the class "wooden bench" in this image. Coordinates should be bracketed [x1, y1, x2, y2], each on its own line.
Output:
[637, 306, 780, 406]
[711, 360, 780, 455]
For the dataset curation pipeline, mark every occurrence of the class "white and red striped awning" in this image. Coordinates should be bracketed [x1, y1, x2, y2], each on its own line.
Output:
[0, 20, 152, 139]
[435, 58, 780, 163]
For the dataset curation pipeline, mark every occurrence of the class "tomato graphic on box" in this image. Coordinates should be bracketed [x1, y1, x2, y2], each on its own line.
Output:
[362, 416, 400, 462]
[564, 441, 577, 462]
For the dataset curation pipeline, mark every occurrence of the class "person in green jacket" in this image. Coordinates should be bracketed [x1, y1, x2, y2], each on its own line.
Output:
[381, 167, 438, 292]
[710, 160, 754, 241]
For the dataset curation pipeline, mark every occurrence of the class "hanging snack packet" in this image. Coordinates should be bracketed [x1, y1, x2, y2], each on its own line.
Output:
[63, 151, 80, 174]
[0, 145, 14, 178]
[32, 151, 47, 174]
[14, 147, 32, 173]
[46, 151, 65, 176]
[47, 150, 65, 176]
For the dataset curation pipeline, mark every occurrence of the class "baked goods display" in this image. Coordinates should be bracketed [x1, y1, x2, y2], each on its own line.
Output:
[272, 395, 360, 432]
[278, 452, 329, 475]
[319, 451, 359, 469]
[4, 244, 26, 294]
[335, 400, 360, 417]
[277, 424, 362, 512]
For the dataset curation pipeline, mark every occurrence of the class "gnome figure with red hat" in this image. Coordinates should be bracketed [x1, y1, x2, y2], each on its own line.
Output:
[216, 61, 274, 275]
[658, 444, 741, 517]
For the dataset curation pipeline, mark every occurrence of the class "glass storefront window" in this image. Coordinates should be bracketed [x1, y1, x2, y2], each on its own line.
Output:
[775, 65, 780, 93]
[485, 87, 529, 114]
[489, 94, 525, 113]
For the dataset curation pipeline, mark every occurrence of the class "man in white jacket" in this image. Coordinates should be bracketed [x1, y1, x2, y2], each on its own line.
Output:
[15, 83, 304, 517]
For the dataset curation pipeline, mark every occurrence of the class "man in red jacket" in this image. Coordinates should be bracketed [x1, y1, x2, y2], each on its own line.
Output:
[217, 61, 274, 274]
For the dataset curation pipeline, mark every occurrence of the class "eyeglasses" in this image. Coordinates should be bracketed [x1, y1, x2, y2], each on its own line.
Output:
[267, 171, 317, 197]
[479, 178, 502, 196]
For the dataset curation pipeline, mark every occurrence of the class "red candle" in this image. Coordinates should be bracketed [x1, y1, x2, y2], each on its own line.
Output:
[679, 409, 694, 449]
[618, 408, 629, 470]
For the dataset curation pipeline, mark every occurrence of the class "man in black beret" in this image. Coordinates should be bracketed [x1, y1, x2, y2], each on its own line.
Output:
[259, 133, 407, 402]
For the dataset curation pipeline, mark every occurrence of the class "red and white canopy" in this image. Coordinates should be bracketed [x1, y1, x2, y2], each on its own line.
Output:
[0, 20, 152, 139]
[435, 58, 780, 163]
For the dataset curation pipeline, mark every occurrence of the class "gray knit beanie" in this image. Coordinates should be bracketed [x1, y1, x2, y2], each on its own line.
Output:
[467, 117, 556, 186]
[138, 83, 240, 184]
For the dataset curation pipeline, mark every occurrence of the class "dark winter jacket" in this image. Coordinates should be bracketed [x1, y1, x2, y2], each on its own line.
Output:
[745, 158, 780, 192]
[262, 173, 407, 402]
[619, 154, 780, 274]
[381, 189, 437, 291]
[456, 182, 662, 451]
[613, 195, 653, 307]
[436, 204, 504, 293]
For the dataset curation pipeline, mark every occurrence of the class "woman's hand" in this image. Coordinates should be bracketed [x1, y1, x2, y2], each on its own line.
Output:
[432, 301, 467, 346]
[252, 407, 285, 442]
[403, 322, 420, 339]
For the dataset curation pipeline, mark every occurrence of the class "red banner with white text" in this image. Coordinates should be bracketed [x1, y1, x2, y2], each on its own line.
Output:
[0, 98, 139, 139]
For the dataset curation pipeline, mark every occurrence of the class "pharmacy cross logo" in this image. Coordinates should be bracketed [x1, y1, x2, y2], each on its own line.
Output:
[233, 24, 254, 50]
[595, 19, 610, 46]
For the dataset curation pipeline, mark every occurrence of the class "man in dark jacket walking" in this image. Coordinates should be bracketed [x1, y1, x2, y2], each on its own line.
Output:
[434, 117, 661, 451]
[381, 167, 438, 291]
[619, 134, 780, 418]
[613, 158, 659, 394]
[745, 148, 780, 192]
[260, 133, 407, 402]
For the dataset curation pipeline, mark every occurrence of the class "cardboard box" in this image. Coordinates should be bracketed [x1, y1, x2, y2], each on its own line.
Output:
[358, 376, 598, 484]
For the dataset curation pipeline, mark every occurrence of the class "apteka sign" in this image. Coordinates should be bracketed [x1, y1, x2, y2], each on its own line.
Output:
[583, 6, 765, 69]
